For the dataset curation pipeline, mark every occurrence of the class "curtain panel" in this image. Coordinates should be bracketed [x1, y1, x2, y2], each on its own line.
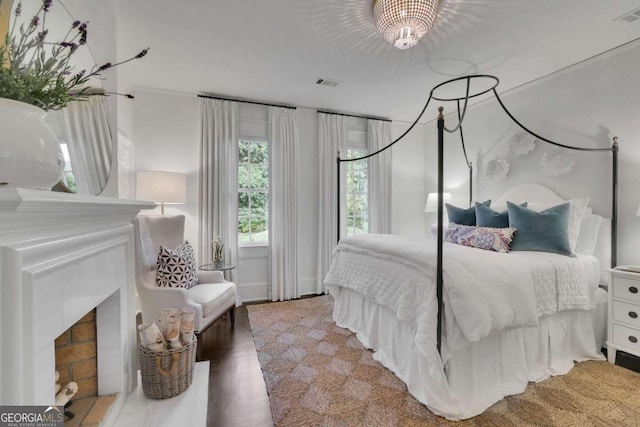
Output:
[199, 98, 239, 283]
[61, 96, 113, 195]
[317, 113, 348, 294]
[367, 119, 392, 234]
[269, 107, 299, 301]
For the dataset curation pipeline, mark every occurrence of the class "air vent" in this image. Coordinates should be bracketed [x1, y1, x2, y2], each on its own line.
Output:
[614, 7, 640, 23]
[316, 78, 339, 87]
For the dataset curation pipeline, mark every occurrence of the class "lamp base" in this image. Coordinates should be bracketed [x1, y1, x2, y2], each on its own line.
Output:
[430, 222, 450, 239]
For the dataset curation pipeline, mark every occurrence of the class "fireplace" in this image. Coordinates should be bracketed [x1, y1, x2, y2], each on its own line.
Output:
[0, 188, 152, 425]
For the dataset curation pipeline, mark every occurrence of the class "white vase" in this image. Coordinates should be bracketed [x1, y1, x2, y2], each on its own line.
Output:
[0, 98, 64, 190]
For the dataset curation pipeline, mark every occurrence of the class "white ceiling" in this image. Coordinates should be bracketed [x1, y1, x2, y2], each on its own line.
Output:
[116, 0, 640, 122]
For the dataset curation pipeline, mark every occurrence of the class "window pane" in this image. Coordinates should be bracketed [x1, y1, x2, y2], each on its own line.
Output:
[238, 216, 250, 233]
[238, 141, 250, 163]
[251, 192, 268, 209]
[249, 141, 268, 164]
[249, 164, 268, 189]
[238, 164, 249, 189]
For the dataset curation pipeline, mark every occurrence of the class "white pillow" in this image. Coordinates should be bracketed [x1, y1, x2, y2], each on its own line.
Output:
[575, 214, 604, 256]
[527, 197, 590, 254]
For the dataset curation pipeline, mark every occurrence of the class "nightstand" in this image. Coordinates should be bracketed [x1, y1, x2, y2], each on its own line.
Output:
[607, 267, 640, 363]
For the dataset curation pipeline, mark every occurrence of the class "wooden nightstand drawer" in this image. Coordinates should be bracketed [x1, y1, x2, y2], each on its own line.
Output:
[612, 323, 640, 352]
[612, 276, 640, 303]
[613, 300, 640, 328]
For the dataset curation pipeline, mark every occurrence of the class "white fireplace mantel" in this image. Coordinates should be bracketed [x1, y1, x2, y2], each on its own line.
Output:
[0, 187, 153, 418]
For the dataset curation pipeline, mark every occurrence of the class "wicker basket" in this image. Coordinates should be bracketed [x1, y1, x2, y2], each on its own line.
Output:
[138, 335, 197, 399]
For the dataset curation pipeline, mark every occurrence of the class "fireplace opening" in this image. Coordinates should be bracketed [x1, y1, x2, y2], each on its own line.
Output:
[54, 308, 117, 426]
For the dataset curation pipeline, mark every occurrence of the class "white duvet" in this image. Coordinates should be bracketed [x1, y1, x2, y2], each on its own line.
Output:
[324, 234, 600, 360]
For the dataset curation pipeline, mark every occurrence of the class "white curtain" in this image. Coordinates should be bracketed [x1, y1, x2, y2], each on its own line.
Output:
[367, 119, 392, 234]
[61, 96, 112, 195]
[199, 99, 239, 283]
[269, 107, 299, 301]
[317, 113, 348, 294]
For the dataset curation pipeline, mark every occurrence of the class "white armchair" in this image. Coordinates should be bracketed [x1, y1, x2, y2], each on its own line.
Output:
[133, 215, 241, 342]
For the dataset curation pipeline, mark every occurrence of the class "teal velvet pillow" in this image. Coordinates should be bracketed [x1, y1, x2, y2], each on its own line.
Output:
[507, 201, 573, 256]
[476, 202, 527, 228]
[446, 200, 491, 226]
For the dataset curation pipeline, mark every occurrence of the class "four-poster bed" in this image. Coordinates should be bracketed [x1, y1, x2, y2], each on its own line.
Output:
[328, 74, 618, 419]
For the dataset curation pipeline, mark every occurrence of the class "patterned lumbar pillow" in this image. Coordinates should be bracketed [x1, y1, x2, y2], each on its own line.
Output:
[156, 241, 199, 288]
[456, 225, 517, 253]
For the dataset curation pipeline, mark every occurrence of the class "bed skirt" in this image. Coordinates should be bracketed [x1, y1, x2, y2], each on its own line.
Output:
[328, 285, 607, 420]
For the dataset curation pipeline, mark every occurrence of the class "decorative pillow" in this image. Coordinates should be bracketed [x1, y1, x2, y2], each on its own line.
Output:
[156, 240, 199, 288]
[575, 213, 604, 255]
[456, 225, 517, 253]
[526, 197, 589, 253]
[507, 202, 572, 256]
[475, 202, 527, 228]
[446, 200, 491, 226]
[444, 223, 461, 243]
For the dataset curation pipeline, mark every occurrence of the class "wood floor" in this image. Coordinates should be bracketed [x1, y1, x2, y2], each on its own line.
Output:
[200, 305, 274, 427]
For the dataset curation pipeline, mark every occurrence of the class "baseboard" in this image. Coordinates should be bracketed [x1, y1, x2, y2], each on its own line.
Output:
[299, 278, 317, 296]
[238, 282, 269, 302]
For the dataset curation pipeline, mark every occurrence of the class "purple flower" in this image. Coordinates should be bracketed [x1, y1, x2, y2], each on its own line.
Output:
[72, 20, 81, 28]
[68, 42, 78, 53]
[14, 2, 22, 16]
[43, 0, 53, 12]
[30, 16, 40, 27]
[125, 94, 134, 99]
[135, 48, 150, 59]
[97, 62, 112, 72]
[37, 30, 48, 43]
[78, 22, 88, 32]
[74, 70, 86, 80]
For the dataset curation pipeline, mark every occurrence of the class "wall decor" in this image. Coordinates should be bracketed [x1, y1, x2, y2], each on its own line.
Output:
[541, 147, 575, 177]
[485, 157, 510, 181]
[508, 129, 536, 157]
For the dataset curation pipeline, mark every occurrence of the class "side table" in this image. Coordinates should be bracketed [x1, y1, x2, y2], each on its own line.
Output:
[607, 267, 640, 364]
[200, 262, 236, 281]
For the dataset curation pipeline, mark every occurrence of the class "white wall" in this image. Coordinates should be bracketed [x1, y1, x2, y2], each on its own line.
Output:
[423, 41, 640, 266]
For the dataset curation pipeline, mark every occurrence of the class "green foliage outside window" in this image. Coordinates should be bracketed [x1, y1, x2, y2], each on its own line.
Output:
[238, 140, 269, 243]
[346, 148, 369, 236]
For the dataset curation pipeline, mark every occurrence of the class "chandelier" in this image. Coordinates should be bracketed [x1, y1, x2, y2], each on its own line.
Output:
[373, 0, 440, 50]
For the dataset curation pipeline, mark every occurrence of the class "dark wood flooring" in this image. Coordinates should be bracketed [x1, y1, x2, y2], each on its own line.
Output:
[200, 305, 274, 427]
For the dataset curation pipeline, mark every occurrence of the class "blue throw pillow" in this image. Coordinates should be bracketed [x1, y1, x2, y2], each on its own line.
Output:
[507, 201, 573, 256]
[476, 202, 527, 228]
[446, 200, 491, 226]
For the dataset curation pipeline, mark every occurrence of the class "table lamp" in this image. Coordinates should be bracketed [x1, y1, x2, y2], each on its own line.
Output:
[136, 171, 186, 214]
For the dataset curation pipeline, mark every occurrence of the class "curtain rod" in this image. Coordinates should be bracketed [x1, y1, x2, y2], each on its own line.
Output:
[317, 110, 391, 123]
[197, 94, 296, 110]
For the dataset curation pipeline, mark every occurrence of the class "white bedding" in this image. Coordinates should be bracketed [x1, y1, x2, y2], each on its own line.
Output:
[325, 234, 600, 360]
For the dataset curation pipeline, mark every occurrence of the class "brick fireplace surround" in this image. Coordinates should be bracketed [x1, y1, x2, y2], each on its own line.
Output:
[0, 188, 152, 426]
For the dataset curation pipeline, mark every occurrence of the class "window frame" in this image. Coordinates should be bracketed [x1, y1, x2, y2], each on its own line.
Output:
[345, 145, 370, 237]
[237, 137, 270, 247]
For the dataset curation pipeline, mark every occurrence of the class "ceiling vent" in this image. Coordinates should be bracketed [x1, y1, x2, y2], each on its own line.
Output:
[614, 7, 640, 23]
[316, 78, 339, 87]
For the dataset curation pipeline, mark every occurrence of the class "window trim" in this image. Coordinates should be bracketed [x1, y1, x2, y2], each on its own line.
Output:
[238, 137, 270, 247]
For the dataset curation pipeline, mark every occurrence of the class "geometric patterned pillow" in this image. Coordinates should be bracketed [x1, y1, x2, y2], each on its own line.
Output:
[456, 226, 517, 253]
[156, 241, 199, 288]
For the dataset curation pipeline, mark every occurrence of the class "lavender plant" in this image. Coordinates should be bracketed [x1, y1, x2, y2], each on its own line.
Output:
[0, 0, 148, 110]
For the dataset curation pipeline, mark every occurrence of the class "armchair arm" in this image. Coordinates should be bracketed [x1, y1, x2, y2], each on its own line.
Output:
[197, 270, 226, 284]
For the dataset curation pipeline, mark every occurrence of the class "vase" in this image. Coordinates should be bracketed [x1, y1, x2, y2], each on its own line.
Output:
[0, 98, 65, 190]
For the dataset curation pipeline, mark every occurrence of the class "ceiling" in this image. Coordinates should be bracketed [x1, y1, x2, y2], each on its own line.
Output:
[116, 0, 640, 122]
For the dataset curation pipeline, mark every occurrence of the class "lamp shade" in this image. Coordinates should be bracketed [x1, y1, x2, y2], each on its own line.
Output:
[136, 171, 186, 205]
[424, 192, 452, 213]
[637, 203, 640, 217]
[374, 0, 440, 50]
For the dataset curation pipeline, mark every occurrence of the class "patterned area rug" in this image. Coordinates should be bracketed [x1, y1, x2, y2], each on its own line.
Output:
[247, 295, 640, 426]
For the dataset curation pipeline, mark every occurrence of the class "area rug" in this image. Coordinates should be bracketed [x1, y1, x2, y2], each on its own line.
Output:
[247, 295, 640, 426]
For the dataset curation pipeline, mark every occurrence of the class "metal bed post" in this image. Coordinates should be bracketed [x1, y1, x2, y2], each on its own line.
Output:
[612, 137, 618, 268]
[337, 151, 341, 243]
[437, 106, 445, 354]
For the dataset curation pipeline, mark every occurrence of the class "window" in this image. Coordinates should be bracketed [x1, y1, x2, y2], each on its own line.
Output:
[59, 143, 77, 193]
[238, 139, 269, 244]
[346, 148, 368, 236]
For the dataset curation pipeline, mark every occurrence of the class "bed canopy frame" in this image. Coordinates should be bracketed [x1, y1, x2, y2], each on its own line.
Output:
[336, 74, 619, 354]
